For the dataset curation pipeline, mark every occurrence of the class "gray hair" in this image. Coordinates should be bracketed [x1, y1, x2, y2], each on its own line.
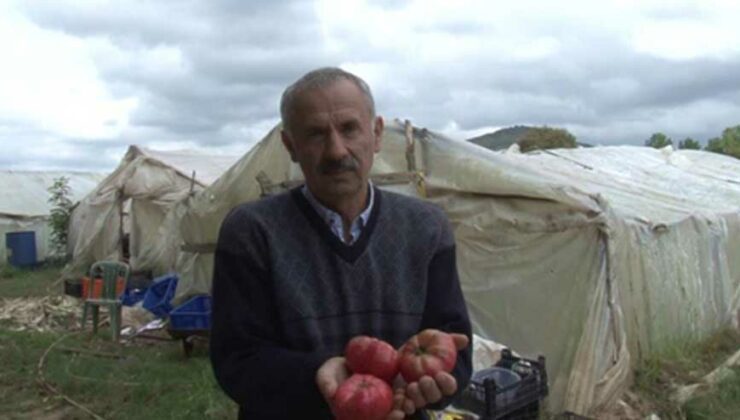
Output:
[280, 67, 376, 132]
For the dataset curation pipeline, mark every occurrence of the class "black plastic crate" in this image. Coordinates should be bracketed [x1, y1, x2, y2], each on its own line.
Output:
[63, 279, 82, 298]
[128, 270, 153, 289]
[455, 349, 548, 419]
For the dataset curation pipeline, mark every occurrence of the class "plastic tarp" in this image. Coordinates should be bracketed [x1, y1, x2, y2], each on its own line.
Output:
[0, 170, 105, 265]
[162, 120, 740, 416]
[65, 145, 239, 277]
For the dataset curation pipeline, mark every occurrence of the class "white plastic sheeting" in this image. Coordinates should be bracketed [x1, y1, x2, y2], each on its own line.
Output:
[148, 121, 739, 416]
[65, 145, 239, 277]
[0, 170, 105, 265]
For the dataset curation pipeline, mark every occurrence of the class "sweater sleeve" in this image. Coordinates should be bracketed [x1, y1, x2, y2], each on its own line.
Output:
[209, 208, 334, 418]
[418, 227, 473, 410]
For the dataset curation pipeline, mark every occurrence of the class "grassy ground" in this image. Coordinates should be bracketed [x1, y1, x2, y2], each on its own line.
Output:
[0, 330, 236, 419]
[0, 265, 237, 419]
[683, 370, 740, 420]
[2, 264, 739, 419]
[633, 328, 740, 420]
[0, 262, 64, 298]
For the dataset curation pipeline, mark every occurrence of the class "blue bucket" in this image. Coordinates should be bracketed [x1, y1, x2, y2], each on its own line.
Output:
[5, 231, 37, 268]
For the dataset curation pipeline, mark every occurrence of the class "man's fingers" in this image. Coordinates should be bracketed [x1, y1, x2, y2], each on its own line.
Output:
[406, 381, 427, 409]
[393, 391, 405, 410]
[393, 388, 415, 415]
[450, 333, 469, 350]
[403, 398, 415, 415]
[315, 356, 346, 400]
[434, 372, 458, 396]
[316, 374, 337, 399]
[418, 376, 442, 403]
[386, 408, 406, 420]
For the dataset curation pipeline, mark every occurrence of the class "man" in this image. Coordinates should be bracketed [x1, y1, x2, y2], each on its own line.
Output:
[210, 67, 472, 419]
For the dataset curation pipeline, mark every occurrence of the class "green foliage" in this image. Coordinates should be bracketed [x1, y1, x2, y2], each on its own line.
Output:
[704, 125, 740, 159]
[706, 137, 724, 153]
[47, 176, 73, 259]
[678, 137, 701, 150]
[517, 126, 577, 152]
[645, 132, 673, 148]
[633, 328, 740, 419]
[684, 367, 740, 420]
[720, 125, 740, 158]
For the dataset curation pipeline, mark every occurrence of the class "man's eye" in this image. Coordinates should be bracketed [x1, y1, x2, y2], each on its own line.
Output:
[307, 129, 325, 139]
[341, 122, 360, 135]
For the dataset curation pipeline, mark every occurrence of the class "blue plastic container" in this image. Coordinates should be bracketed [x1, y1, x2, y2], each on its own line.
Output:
[120, 287, 148, 306]
[169, 295, 211, 331]
[5, 231, 37, 267]
[142, 274, 178, 318]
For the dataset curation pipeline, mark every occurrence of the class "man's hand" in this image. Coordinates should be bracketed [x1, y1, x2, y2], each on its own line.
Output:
[316, 356, 350, 403]
[317, 333, 469, 419]
[405, 372, 458, 409]
[386, 388, 411, 420]
[316, 356, 408, 420]
[396, 333, 470, 413]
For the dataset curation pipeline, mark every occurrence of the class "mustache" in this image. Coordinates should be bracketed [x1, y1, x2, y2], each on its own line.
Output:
[319, 156, 359, 174]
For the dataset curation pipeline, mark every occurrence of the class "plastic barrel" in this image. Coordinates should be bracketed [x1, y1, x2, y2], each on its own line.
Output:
[5, 231, 37, 268]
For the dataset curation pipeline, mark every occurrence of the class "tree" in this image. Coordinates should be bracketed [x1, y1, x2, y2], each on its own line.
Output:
[705, 137, 723, 153]
[645, 132, 673, 148]
[47, 176, 73, 259]
[704, 125, 740, 159]
[678, 137, 701, 150]
[517, 126, 577, 153]
[720, 125, 740, 158]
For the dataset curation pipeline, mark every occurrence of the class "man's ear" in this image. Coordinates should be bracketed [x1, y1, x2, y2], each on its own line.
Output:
[372, 116, 384, 153]
[281, 129, 298, 163]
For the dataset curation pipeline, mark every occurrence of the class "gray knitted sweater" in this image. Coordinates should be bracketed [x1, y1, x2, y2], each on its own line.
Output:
[210, 186, 472, 419]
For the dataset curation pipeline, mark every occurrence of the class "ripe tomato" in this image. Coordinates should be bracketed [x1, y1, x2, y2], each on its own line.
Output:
[345, 336, 399, 383]
[333, 374, 394, 420]
[398, 329, 457, 383]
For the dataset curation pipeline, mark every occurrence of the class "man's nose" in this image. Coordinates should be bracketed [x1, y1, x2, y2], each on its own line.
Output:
[324, 127, 349, 160]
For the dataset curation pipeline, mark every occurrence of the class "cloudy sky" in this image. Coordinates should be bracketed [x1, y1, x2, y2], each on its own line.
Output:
[1, 0, 739, 172]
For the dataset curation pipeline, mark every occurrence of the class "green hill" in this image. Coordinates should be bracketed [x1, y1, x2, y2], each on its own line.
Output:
[468, 125, 592, 150]
[467, 126, 532, 150]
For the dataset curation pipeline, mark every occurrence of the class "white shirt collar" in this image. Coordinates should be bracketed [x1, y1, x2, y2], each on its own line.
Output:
[301, 182, 375, 244]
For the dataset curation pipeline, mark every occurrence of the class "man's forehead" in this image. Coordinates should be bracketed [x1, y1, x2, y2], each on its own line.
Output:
[292, 82, 371, 126]
[301, 108, 364, 126]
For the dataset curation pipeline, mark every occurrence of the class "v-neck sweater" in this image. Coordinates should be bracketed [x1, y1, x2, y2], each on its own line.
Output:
[210, 186, 472, 419]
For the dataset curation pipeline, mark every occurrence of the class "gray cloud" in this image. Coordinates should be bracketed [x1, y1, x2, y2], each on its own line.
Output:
[19, 0, 334, 152]
[8, 0, 740, 172]
[367, 28, 740, 145]
[645, 3, 707, 20]
[0, 134, 121, 172]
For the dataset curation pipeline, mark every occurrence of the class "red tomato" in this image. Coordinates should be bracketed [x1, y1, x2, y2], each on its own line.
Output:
[398, 329, 457, 383]
[345, 336, 399, 383]
[333, 374, 394, 420]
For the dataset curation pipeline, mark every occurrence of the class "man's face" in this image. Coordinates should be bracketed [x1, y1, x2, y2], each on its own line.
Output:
[281, 79, 383, 203]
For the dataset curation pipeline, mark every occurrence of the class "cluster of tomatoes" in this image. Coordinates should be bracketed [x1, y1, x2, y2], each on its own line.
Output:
[332, 329, 458, 420]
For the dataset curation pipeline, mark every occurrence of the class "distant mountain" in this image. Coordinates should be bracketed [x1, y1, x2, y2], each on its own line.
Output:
[468, 125, 593, 150]
[467, 126, 532, 150]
